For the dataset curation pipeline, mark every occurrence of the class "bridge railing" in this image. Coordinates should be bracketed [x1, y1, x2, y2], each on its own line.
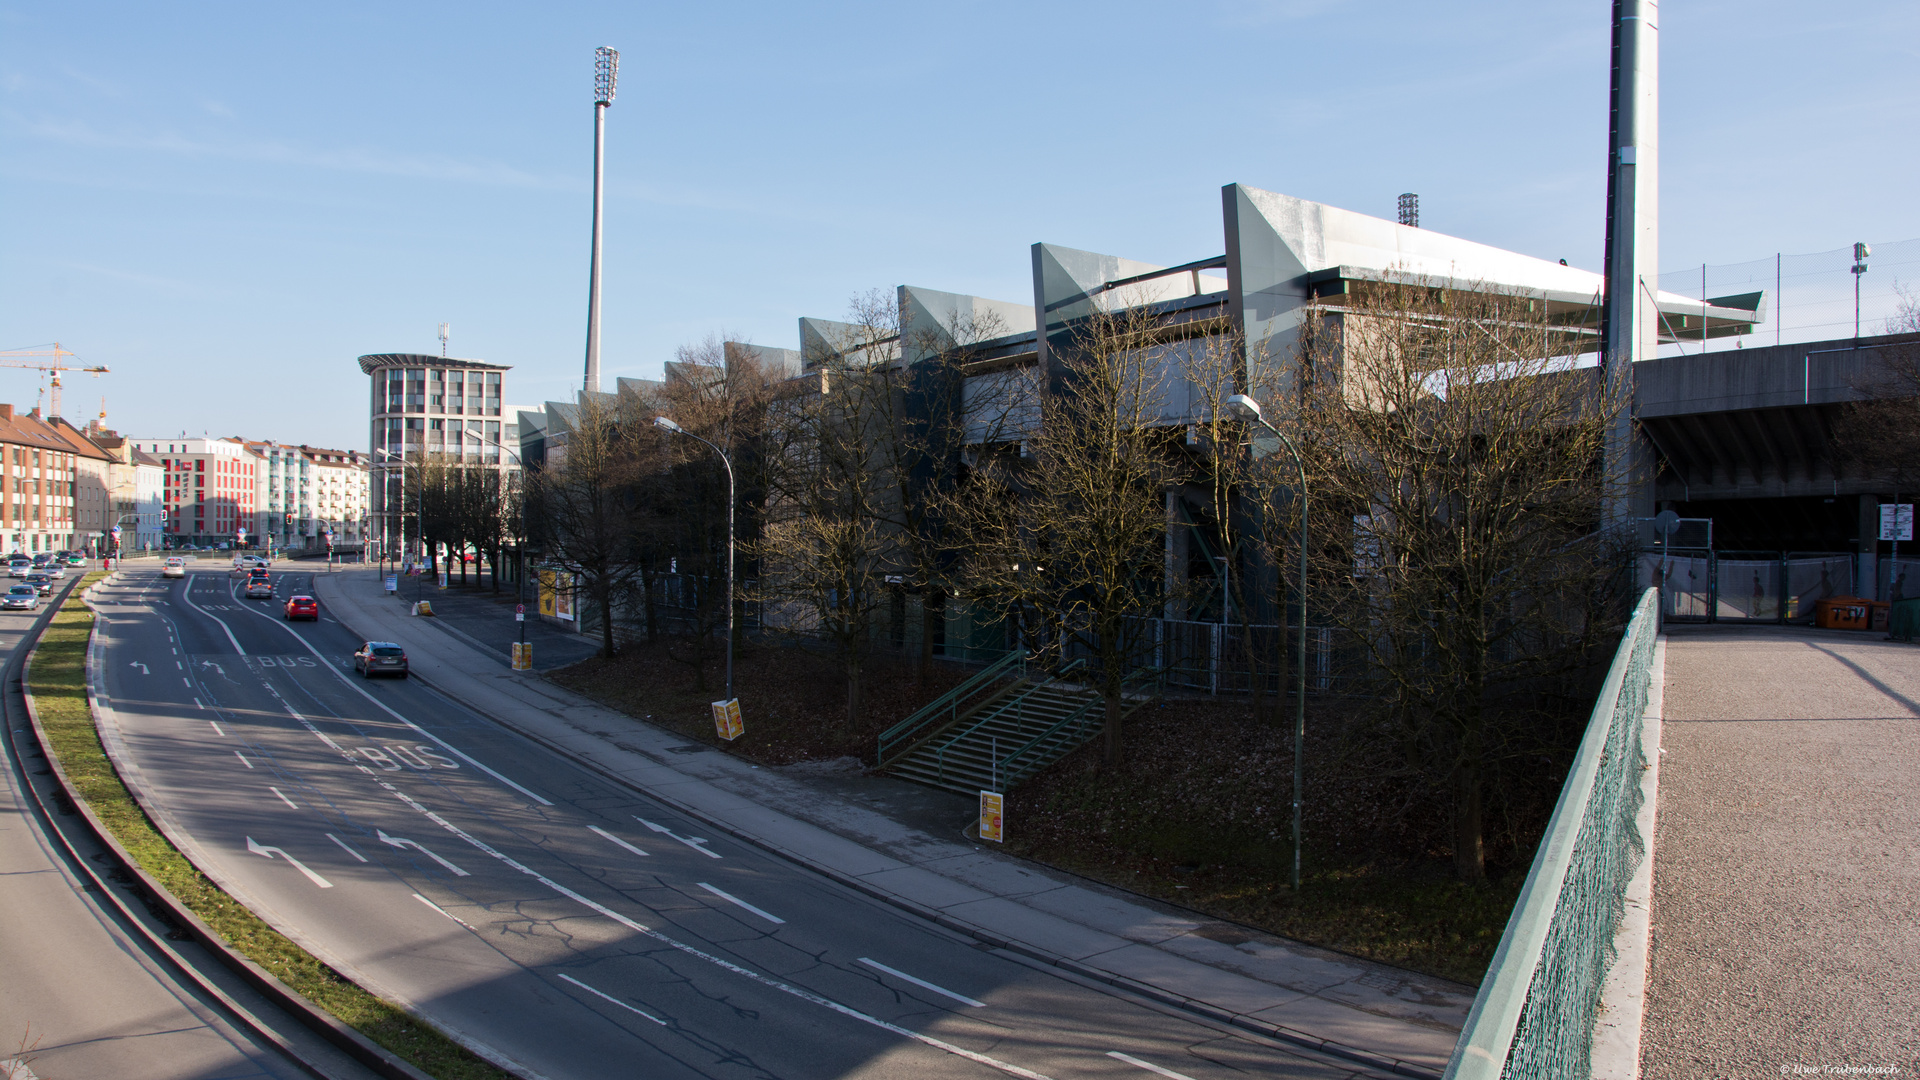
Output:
[1444, 587, 1659, 1079]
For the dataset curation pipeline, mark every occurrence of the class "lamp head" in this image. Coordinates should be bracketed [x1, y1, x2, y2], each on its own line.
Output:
[1224, 393, 1263, 422]
[594, 46, 619, 106]
[653, 416, 681, 433]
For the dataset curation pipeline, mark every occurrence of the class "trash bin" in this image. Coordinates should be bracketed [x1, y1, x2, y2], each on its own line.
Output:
[1890, 598, 1920, 642]
[1815, 597, 1872, 630]
[1870, 601, 1892, 633]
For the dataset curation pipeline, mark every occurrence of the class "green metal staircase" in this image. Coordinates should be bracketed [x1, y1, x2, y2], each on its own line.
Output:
[877, 654, 1160, 795]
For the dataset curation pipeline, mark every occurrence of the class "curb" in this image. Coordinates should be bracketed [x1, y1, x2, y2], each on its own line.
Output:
[318, 574, 1446, 1080]
[18, 572, 438, 1080]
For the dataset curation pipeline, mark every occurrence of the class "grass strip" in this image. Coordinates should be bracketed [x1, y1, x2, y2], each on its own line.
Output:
[29, 574, 511, 1080]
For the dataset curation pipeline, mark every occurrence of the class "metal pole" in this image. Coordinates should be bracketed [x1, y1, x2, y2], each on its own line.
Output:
[584, 48, 617, 395]
[724, 452, 736, 703]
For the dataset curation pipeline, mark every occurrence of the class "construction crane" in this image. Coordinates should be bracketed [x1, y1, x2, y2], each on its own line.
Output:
[0, 343, 110, 420]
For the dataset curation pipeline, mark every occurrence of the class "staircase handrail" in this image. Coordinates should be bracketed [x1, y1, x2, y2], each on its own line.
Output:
[930, 658, 1088, 785]
[878, 649, 1027, 766]
[998, 665, 1166, 784]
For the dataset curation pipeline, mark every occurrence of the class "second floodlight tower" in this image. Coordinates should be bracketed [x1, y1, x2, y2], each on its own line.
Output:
[584, 45, 618, 394]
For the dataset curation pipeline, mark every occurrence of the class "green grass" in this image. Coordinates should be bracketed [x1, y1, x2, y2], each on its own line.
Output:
[29, 574, 511, 1080]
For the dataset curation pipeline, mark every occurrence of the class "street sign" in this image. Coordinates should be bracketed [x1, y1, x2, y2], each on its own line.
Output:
[1880, 503, 1913, 541]
[515, 603, 525, 614]
[978, 791, 1004, 843]
[515, 612, 525, 622]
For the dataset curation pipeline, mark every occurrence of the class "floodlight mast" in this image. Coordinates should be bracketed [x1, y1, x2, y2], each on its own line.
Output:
[584, 46, 619, 394]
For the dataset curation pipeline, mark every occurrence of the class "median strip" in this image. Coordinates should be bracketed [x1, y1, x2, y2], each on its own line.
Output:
[26, 572, 513, 1080]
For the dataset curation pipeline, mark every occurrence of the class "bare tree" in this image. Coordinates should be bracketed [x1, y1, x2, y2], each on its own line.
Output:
[954, 301, 1178, 771]
[1289, 275, 1628, 884]
[524, 392, 642, 659]
[1835, 284, 1920, 493]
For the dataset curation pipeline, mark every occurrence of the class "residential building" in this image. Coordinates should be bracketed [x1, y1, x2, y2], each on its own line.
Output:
[84, 424, 167, 552]
[0, 403, 114, 554]
[356, 353, 514, 559]
[296, 445, 370, 548]
[126, 436, 262, 548]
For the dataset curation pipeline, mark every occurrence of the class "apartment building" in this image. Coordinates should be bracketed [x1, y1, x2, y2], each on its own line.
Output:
[356, 353, 513, 558]
[84, 424, 166, 552]
[127, 436, 260, 548]
[0, 403, 114, 554]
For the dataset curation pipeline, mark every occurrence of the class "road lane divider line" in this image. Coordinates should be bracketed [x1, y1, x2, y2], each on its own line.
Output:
[382, 784, 1055, 1080]
[378, 828, 470, 877]
[326, 833, 369, 862]
[411, 892, 477, 931]
[235, 750, 253, 769]
[556, 973, 668, 1027]
[221, 583, 552, 806]
[1106, 1051, 1199, 1080]
[587, 824, 650, 858]
[177, 583, 247, 655]
[194, 698, 205, 711]
[245, 837, 333, 888]
[269, 786, 298, 809]
[857, 958, 986, 1008]
[635, 816, 722, 858]
[208, 719, 223, 735]
[697, 882, 785, 925]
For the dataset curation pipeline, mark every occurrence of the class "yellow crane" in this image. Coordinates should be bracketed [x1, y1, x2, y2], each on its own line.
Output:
[0, 343, 110, 420]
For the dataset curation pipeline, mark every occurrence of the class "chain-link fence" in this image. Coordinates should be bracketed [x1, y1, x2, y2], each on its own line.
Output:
[1654, 238, 1920, 358]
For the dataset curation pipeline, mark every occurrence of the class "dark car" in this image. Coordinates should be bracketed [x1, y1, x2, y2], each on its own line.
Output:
[245, 578, 275, 599]
[23, 572, 53, 596]
[284, 595, 319, 621]
[353, 641, 408, 678]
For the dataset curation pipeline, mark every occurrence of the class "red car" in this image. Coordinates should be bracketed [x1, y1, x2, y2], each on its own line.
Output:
[284, 595, 319, 621]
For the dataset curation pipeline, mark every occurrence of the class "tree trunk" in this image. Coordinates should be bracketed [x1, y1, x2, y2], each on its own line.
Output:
[599, 585, 616, 659]
[1102, 691, 1124, 772]
[1453, 763, 1486, 884]
[845, 656, 864, 732]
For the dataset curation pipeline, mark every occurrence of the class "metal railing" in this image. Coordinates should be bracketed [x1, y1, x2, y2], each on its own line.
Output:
[877, 649, 1027, 767]
[1444, 587, 1659, 1080]
[929, 659, 1086, 785]
[996, 664, 1164, 786]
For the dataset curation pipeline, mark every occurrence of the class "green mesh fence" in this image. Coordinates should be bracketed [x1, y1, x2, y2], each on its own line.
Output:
[1445, 588, 1658, 1079]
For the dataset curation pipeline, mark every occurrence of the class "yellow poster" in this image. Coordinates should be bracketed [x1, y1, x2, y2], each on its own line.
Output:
[711, 698, 743, 741]
[978, 791, 1004, 843]
[554, 575, 574, 622]
[538, 570, 557, 617]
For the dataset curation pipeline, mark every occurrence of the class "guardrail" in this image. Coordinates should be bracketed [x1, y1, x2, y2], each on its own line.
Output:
[877, 649, 1027, 766]
[996, 664, 1163, 786]
[1444, 587, 1659, 1079]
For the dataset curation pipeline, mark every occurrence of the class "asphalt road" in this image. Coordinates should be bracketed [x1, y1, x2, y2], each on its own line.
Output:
[0, 572, 325, 1080]
[89, 565, 1382, 1080]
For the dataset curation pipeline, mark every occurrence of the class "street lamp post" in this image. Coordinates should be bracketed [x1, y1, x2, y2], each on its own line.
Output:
[654, 416, 736, 703]
[1224, 393, 1309, 893]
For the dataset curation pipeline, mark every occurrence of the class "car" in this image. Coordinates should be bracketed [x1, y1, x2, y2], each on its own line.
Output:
[284, 595, 319, 621]
[43, 564, 63, 580]
[245, 578, 275, 599]
[23, 572, 53, 596]
[162, 557, 187, 579]
[30, 554, 50, 568]
[65, 554, 85, 566]
[8, 561, 30, 578]
[2, 585, 39, 611]
[352, 640, 407, 678]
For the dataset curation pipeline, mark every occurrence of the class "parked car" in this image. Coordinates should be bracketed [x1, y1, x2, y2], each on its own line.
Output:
[245, 578, 275, 599]
[284, 595, 319, 621]
[352, 641, 407, 678]
[23, 572, 53, 596]
[162, 557, 187, 579]
[2, 585, 39, 611]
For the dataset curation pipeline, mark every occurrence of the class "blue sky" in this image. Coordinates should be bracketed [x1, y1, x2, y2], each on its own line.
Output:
[3, 1, 1916, 449]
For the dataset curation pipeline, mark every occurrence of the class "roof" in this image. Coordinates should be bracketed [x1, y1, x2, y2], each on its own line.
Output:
[357, 353, 511, 375]
[0, 407, 114, 461]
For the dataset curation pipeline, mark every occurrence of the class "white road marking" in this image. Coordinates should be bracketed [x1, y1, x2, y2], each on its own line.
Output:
[1106, 1052, 1199, 1080]
[194, 698, 205, 711]
[412, 892, 476, 930]
[129, 661, 148, 674]
[326, 833, 368, 862]
[176, 660, 183, 670]
[176, 585, 247, 655]
[858, 958, 986, 1008]
[208, 719, 223, 735]
[245, 837, 332, 888]
[218, 587, 552, 806]
[378, 828, 470, 876]
[235, 751, 253, 769]
[587, 825, 649, 858]
[556, 972, 667, 1026]
[635, 817, 722, 858]
[380, 786, 1052, 1080]
[697, 882, 785, 925]
[181, 678, 191, 688]
[269, 786, 298, 809]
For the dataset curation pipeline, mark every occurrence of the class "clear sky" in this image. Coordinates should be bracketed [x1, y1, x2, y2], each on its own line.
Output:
[3, 1, 1916, 450]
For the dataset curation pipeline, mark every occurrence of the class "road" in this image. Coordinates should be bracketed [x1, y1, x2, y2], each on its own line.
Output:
[85, 563, 1385, 1080]
[0, 572, 329, 1080]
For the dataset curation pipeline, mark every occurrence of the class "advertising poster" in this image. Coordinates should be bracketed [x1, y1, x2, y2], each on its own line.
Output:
[538, 570, 557, 617]
[978, 791, 1004, 843]
[710, 698, 744, 741]
[554, 575, 575, 621]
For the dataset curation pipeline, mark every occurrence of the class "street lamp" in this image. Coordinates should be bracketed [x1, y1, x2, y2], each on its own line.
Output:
[1223, 392, 1310, 893]
[654, 416, 736, 703]
[1852, 241, 1872, 344]
[584, 46, 618, 394]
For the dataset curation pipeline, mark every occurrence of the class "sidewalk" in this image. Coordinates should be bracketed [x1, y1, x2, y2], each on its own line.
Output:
[1642, 624, 1920, 1076]
[312, 567, 1470, 1077]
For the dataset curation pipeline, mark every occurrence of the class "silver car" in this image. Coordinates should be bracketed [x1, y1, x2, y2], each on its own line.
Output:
[2, 585, 39, 611]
